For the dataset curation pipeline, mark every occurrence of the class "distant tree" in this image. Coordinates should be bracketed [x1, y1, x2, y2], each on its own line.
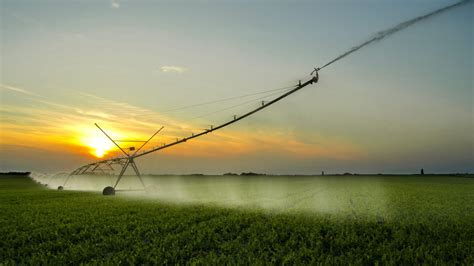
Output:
[240, 172, 266, 176]
[322, 171, 325, 176]
[421, 168, 424, 175]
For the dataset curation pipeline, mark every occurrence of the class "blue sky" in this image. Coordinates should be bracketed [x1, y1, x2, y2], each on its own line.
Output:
[1, 0, 472, 174]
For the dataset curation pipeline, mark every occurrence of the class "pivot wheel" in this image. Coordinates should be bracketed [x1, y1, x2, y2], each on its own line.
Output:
[57, 186, 64, 190]
[102, 186, 115, 196]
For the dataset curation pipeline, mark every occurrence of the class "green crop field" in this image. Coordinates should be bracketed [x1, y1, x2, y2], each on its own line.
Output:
[1, 175, 473, 264]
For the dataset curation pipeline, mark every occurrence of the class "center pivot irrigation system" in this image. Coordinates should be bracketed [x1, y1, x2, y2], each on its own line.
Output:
[59, 0, 469, 195]
[61, 71, 320, 195]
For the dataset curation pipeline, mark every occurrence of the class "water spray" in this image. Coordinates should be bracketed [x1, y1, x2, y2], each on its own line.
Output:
[318, 0, 472, 71]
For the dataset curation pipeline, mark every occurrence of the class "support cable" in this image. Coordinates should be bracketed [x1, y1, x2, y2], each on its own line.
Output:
[160, 85, 295, 113]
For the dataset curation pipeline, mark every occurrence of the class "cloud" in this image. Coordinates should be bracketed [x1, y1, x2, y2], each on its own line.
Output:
[75, 109, 112, 120]
[111, 0, 120, 9]
[0, 84, 42, 97]
[160, 66, 188, 74]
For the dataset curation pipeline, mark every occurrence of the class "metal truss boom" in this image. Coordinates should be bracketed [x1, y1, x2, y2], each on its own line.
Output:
[134, 73, 319, 159]
[64, 71, 319, 194]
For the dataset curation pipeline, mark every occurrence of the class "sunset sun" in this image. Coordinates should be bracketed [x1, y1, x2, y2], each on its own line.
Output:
[88, 137, 114, 158]
[79, 133, 116, 158]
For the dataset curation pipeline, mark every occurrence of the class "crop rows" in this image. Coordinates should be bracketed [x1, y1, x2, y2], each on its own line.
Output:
[0, 176, 473, 264]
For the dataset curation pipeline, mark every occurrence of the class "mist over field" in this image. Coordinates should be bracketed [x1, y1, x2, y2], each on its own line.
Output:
[33, 172, 473, 225]
[33, 173, 387, 214]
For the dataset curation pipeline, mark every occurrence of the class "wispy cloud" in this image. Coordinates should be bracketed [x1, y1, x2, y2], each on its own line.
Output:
[160, 66, 188, 74]
[111, 0, 120, 9]
[0, 84, 42, 97]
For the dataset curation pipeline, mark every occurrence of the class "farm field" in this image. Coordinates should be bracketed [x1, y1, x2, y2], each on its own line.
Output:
[1, 174, 473, 264]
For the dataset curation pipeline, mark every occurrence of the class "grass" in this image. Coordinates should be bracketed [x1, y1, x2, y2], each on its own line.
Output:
[0, 175, 473, 264]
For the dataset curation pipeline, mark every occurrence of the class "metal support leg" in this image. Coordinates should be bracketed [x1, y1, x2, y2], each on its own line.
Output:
[62, 173, 75, 187]
[113, 159, 130, 189]
[129, 159, 146, 190]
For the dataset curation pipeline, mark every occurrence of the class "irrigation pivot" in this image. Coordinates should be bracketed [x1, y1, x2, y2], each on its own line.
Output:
[63, 0, 470, 195]
[63, 72, 319, 195]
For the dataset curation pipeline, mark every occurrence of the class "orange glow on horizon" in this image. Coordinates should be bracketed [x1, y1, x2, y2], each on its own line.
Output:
[0, 93, 365, 162]
[0, 118, 365, 161]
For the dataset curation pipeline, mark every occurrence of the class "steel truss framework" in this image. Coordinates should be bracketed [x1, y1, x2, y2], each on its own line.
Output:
[61, 125, 163, 195]
[61, 71, 319, 195]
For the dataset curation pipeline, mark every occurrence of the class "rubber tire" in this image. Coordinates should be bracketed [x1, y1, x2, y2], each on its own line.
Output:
[102, 186, 115, 196]
[57, 186, 64, 190]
